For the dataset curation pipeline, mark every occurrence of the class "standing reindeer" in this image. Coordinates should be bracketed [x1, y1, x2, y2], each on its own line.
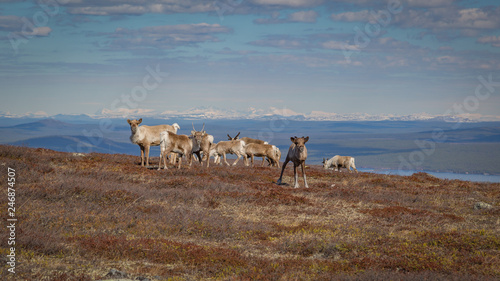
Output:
[190, 123, 214, 167]
[209, 138, 247, 166]
[228, 132, 272, 166]
[158, 131, 195, 170]
[277, 136, 309, 188]
[127, 118, 179, 167]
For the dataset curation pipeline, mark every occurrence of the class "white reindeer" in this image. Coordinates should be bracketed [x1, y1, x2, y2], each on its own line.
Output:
[323, 155, 358, 173]
[277, 136, 309, 188]
[127, 118, 179, 167]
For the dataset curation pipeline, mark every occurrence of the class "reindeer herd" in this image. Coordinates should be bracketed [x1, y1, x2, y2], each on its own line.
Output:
[128, 118, 358, 188]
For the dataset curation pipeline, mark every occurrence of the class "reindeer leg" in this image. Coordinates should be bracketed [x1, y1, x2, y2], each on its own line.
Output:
[158, 150, 163, 170]
[293, 163, 300, 188]
[223, 153, 230, 166]
[159, 147, 169, 170]
[177, 154, 182, 169]
[145, 145, 150, 167]
[301, 162, 308, 188]
[196, 152, 202, 165]
[140, 146, 145, 166]
[188, 152, 193, 169]
[232, 153, 241, 166]
[277, 159, 289, 185]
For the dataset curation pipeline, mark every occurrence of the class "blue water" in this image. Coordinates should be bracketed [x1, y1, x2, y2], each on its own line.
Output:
[358, 169, 500, 183]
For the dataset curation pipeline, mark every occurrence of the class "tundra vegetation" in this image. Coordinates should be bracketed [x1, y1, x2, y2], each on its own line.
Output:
[0, 145, 499, 280]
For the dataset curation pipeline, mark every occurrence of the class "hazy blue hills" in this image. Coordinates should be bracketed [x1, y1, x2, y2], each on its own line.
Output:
[11, 135, 137, 155]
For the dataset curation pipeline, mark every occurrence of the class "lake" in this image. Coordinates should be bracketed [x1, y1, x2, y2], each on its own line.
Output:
[359, 168, 500, 183]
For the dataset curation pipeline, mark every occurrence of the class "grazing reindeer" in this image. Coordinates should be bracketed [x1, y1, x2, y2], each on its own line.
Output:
[190, 123, 214, 167]
[158, 131, 194, 170]
[209, 139, 247, 166]
[244, 143, 280, 167]
[277, 136, 309, 188]
[127, 118, 179, 167]
[323, 155, 358, 173]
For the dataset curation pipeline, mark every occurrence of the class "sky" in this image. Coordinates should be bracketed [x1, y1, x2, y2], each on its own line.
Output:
[1, 0, 500, 118]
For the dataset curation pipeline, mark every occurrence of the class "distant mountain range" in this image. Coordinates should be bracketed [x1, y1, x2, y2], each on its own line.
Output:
[2, 107, 500, 122]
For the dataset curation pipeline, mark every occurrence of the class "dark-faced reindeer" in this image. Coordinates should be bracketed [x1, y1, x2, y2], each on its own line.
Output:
[277, 136, 309, 188]
[127, 118, 180, 167]
[190, 123, 214, 167]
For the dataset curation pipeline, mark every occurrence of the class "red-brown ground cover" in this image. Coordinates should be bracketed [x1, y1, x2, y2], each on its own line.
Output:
[0, 145, 498, 280]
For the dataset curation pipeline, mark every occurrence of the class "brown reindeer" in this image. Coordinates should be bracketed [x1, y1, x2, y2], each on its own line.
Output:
[190, 123, 214, 167]
[228, 132, 271, 166]
[277, 136, 309, 188]
[158, 131, 194, 170]
[127, 118, 179, 167]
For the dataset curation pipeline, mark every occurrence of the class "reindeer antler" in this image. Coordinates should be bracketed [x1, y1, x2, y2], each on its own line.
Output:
[235, 132, 241, 139]
[201, 123, 205, 132]
[192, 122, 196, 131]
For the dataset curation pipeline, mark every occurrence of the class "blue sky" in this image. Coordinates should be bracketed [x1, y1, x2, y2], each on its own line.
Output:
[1, 0, 500, 117]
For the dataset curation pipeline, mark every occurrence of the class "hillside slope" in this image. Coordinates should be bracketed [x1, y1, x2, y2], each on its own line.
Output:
[0, 145, 498, 280]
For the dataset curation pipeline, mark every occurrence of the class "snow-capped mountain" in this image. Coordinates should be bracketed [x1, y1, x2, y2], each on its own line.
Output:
[2, 107, 499, 122]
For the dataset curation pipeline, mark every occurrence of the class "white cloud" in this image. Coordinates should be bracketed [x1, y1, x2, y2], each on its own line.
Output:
[250, 0, 323, 8]
[394, 6, 500, 35]
[0, 15, 51, 36]
[254, 10, 318, 24]
[330, 10, 370, 22]
[321, 40, 359, 51]
[23, 26, 52, 37]
[67, 1, 215, 15]
[477, 35, 500, 47]
[406, 0, 456, 8]
[287, 10, 318, 23]
[108, 23, 232, 50]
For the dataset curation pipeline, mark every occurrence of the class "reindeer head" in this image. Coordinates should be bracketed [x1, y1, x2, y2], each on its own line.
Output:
[127, 118, 142, 133]
[322, 158, 328, 169]
[291, 136, 309, 153]
[191, 123, 206, 146]
[227, 132, 241, 141]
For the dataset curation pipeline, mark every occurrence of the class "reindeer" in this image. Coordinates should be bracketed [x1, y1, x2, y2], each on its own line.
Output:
[127, 118, 180, 167]
[323, 155, 358, 173]
[244, 143, 280, 167]
[272, 145, 281, 168]
[190, 123, 214, 167]
[209, 139, 247, 166]
[227, 132, 268, 145]
[228, 132, 271, 166]
[277, 136, 309, 188]
[158, 131, 195, 170]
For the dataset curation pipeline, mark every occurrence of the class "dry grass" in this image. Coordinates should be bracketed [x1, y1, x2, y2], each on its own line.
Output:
[0, 145, 499, 280]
